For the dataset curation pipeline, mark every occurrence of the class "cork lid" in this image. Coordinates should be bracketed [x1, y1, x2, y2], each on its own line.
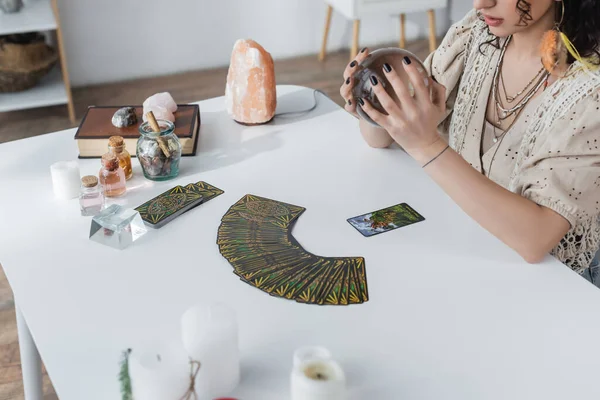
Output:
[108, 135, 125, 148]
[81, 175, 98, 188]
[101, 152, 120, 170]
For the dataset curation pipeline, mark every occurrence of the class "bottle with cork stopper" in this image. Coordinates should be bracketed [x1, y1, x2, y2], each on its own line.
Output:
[99, 152, 127, 197]
[79, 175, 104, 216]
[108, 135, 133, 180]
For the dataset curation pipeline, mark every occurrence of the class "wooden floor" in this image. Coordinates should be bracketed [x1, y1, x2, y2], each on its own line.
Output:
[0, 39, 432, 399]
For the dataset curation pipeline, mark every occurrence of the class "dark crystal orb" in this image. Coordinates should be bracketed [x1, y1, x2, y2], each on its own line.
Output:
[352, 48, 430, 127]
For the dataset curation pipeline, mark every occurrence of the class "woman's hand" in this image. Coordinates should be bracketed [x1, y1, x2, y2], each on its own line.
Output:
[340, 47, 370, 117]
[359, 57, 447, 161]
[340, 47, 395, 148]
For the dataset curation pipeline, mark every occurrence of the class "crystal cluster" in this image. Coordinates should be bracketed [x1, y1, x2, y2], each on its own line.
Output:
[143, 92, 177, 122]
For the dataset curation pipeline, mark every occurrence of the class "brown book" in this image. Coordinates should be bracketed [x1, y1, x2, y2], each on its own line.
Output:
[74, 105, 200, 158]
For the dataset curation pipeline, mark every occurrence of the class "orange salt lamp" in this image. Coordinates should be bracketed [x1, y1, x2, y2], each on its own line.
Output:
[225, 39, 277, 125]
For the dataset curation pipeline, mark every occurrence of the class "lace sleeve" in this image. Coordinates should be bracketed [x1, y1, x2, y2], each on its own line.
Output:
[515, 95, 600, 272]
[423, 8, 480, 136]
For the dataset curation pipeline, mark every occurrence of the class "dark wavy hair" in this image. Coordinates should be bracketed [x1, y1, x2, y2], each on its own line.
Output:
[481, 0, 600, 65]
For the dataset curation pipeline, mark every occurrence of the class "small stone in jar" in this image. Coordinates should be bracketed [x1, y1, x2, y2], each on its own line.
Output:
[150, 156, 164, 176]
[139, 140, 159, 158]
[162, 157, 172, 176]
[168, 138, 179, 152]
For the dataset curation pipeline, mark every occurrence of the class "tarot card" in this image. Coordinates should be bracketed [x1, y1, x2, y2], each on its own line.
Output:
[351, 257, 369, 303]
[347, 203, 425, 237]
[235, 252, 316, 293]
[184, 181, 224, 202]
[223, 195, 306, 226]
[293, 258, 344, 304]
[135, 186, 203, 228]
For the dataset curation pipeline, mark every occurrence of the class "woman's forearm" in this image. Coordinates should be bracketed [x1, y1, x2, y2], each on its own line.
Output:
[411, 140, 570, 263]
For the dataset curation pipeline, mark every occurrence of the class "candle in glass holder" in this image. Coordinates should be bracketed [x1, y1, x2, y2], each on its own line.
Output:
[181, 303, 240, 398]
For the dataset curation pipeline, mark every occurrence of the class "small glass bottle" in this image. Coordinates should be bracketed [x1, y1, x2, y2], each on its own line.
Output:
[79, 175, 104, 216]
[99, 152, 127, 197]
[108, 135, 133, 180]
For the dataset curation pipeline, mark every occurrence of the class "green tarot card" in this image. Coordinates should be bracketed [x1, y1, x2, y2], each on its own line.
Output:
[347, 203, 425, 237]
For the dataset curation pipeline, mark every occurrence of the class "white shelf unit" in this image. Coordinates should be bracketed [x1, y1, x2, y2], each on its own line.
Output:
[0, 0, 75, 122]
[0, 66, 67, 112]
[0, 0, 56, 35]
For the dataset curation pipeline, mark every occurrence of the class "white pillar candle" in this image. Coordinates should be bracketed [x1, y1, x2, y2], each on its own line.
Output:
[181, 303, 240, 398]
[291, 349, 346, 400]
[128, 341, 192, 400]
[50, 161, 81, 200]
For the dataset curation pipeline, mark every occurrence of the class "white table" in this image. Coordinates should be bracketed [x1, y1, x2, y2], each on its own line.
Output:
[1, 85, 600, 400]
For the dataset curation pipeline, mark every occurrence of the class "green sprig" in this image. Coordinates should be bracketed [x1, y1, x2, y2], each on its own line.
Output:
[119, 348, 133, 400]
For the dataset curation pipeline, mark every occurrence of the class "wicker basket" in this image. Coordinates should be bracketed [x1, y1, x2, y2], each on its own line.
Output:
[0, 35, 58, 92]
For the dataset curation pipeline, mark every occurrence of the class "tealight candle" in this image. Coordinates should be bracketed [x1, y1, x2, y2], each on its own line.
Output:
[181, 303, 240, 398]
[291, 347, 346, 400]
[128, 341, 191, 400]
[50, 161, 80, 200]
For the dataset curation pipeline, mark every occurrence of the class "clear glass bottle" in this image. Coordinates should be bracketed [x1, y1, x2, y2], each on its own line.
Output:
[79, 175, 104, 216]
[108, 135, 133, 180]
[136, 119, 182, 181]
[99, 152, 127, 197]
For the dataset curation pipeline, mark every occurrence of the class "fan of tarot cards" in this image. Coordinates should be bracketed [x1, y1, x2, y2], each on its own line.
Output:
[217, 194, 369, 305]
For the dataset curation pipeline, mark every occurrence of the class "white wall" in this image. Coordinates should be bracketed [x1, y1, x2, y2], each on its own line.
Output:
[449, 0, 474, 23]
[57, 0, 455, 87]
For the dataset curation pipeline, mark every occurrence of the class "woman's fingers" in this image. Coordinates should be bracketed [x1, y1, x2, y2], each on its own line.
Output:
[343, 47, 370, 80]
[340, 47, 370, 115]
[340, 76, 353, 100]
[357, 97, 389, 129]
[340, 76, 357, 113]
[402, 57, 430, 103]
[381, 62, 416, 114]
[368, 74, 402, 117]
[344, 97, 357, 116]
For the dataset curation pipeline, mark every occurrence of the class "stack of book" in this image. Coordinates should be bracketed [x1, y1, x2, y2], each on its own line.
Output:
[74, 105, 200, 158]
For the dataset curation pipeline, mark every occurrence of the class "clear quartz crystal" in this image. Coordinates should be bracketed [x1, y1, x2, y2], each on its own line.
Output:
[79, 184, 105, 216]
[89, 205, 147, 249]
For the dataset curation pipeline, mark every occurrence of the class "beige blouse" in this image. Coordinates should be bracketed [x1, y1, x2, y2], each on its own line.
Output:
[424, 9, 600, 273]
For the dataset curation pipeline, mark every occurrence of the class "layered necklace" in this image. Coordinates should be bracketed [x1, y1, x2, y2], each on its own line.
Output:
[491, 36, 550, 128]
[486, 35, 551, 177]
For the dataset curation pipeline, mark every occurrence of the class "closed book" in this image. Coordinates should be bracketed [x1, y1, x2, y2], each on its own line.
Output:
[74, 104, 200, 158]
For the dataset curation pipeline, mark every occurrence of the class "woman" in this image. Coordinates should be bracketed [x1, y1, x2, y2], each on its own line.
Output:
[340, 0, 600, 285]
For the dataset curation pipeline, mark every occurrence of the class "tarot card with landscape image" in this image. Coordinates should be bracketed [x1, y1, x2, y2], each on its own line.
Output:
[347, 203, 425, 237]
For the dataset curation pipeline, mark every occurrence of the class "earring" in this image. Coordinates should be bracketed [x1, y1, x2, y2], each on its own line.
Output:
[540, 0, 567, 75]
[540, 0, 596, 76]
